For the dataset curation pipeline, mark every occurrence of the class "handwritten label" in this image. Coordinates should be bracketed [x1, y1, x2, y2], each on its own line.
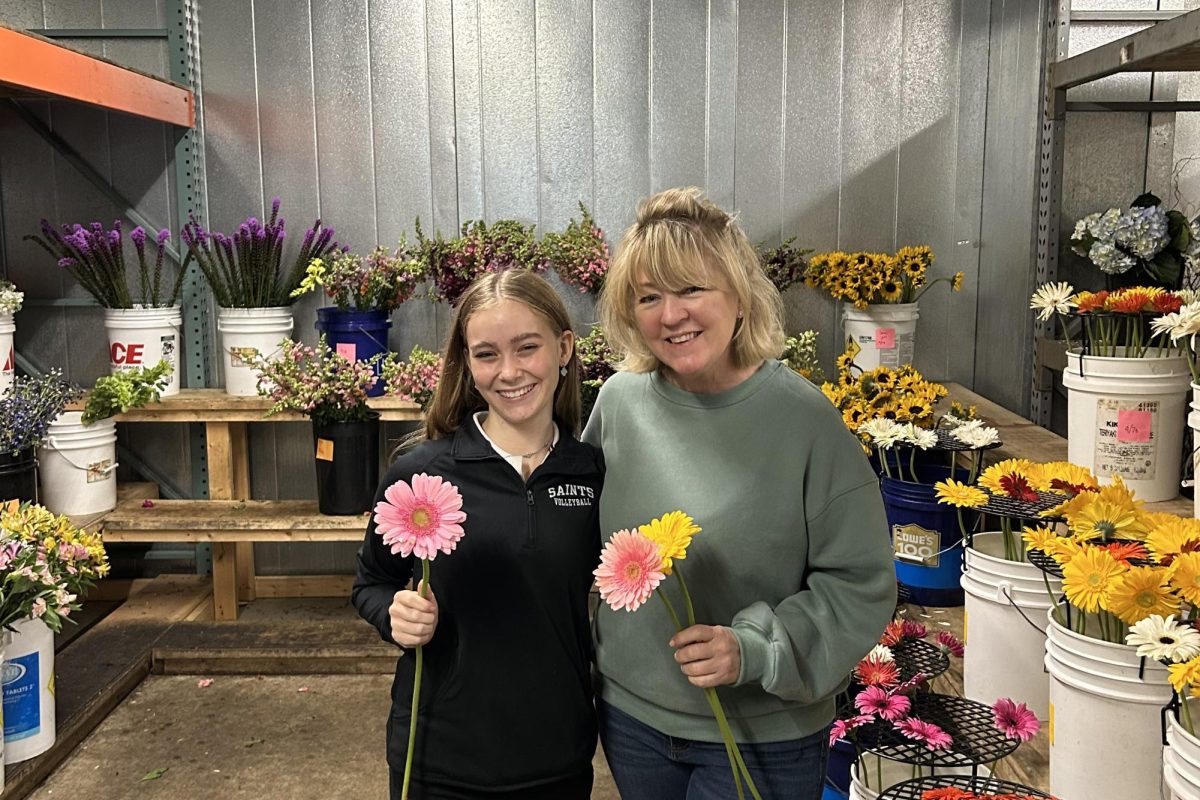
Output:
[315, 439, 334, 462]
[875, 328, 896, 349]
[336, 342, 356, 361]
[1116, 409, 1152, 442]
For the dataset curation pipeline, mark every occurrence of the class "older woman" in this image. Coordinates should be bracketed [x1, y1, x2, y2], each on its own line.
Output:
[584, 187, 895, 799]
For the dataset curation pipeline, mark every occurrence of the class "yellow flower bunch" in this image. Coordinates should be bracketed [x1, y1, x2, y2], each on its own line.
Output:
[803, 245, 962, 308]
[1018, 480, 1200, 641]
[821, 355, 948, 436]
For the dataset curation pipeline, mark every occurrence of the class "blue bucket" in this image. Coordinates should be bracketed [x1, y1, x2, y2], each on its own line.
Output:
[880, 473, 965, 607]
[315, 307, 392, 396]
[825, 738, 857, 793]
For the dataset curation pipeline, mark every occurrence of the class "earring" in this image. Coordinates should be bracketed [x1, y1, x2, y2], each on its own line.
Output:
[737, 309, 744, 319]
[559, 364, 568, 377]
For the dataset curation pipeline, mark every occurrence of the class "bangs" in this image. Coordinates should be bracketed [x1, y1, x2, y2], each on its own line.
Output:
[622, 223, 717, 294]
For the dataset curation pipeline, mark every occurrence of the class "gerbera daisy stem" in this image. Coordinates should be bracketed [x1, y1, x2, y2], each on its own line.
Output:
[1184, 693, 1196, 737]
[400, 558, 431, 800]
[674, 570, 697, 628]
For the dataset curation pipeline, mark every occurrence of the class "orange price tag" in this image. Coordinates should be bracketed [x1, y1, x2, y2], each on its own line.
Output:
[315, 438, 334, 462]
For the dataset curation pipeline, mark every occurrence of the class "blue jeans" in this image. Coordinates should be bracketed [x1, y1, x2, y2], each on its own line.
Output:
[598, 700, 829, 800]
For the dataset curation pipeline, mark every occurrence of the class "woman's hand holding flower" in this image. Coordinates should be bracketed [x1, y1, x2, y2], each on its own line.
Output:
[389, 581, 438, 648]
[671, 624, 741, 688]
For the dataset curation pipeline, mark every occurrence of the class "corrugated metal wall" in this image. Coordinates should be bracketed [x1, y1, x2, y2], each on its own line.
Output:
[0, 0, 1056, 575]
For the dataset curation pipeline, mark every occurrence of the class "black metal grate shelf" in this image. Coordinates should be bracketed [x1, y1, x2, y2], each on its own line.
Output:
[892, 638, 950, 683]
[975, 492, 1068, 522]
[933, 429, 1005, 453]
[877, 774, 1055, 799]
[852, 693, 1019, 768]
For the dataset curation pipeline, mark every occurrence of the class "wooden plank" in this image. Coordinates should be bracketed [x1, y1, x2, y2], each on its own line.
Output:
[211, 542, 238, 621]
[206, 421, 234, 501]
[101, 499, 370, 535]
[66, 388, 421, 423]
[115, 482, 160, 502]
[254, 574, 355, 598]
[0, 24, 194, 127]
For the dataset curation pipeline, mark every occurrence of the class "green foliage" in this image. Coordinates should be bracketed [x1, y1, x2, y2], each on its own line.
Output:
[82, 360, 172, 425]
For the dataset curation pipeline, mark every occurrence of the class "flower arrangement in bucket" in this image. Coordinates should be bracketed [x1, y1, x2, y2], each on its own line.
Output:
[834, 620, 1037, 795]
[540, 202, 610, 294]
[79, 360, 173, 425]
[803, 246, 962, 308]
[1069, 192, 1197, 290]
[1151, 295, 1200, 385]
[0, 500, 109, 630]
[381, 346, 443, 412]
[0, 281, 21, 393]
[372, 473, 467, 800]
[250, 336, 382, 515]
[181, 198, 346, 309]
[0, 370, 82, 463]
[25, 220, 185, 309]
[820, 348, 949, 439]
[1029, 282, 1195, 358]
[415, 217, 544, 306]
[577, 325, 617, 423]
[0, 281, 21, 317]
[291, 242, 424, 313]
[594, 511, 763, 800]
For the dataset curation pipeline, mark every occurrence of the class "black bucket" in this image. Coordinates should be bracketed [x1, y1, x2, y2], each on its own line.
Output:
[313, 414, 380, 515]
[0, 447, 37, 503]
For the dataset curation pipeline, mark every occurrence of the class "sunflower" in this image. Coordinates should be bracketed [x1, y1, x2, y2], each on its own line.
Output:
[951, 271, 964, 291]
[1062, 547, 1127, 613]
[639, 511, 701, 577]
[1106, 566, 1178, 624]
[1169, 552, 1200, 605]
[864, 272, 885, 293]
[835, 351, 856, 373]
[881, 279, 903, 302]
[934, 480, 987, 509]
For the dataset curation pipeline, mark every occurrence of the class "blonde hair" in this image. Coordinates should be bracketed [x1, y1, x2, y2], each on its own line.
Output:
[418, 270, 581, 443]
[598, 187, 784, 372]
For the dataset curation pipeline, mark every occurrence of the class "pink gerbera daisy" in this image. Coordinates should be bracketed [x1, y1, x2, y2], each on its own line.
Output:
[829, 714, 875, 745]
[893, 671, 929, 694]
[992, 697, 1040, 742]
[936, 631, 965, 658]
[900, 620, 928, 639]
[896, 717, 952, 750]
[594, 530, 665, 612]
[853, 686, 911, 721]
[373, 473, 467, 560]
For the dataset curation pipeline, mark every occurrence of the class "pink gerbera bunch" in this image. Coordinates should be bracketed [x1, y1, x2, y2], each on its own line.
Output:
[372, 473, 468, 800]
[991, 697, 1040, 742]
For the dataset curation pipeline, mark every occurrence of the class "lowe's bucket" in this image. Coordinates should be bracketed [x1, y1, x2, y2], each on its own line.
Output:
[0, 313, 13, 395]
[217, 307, 293, 396]
[37, 411, 117, 517]
[960, 532, 1059, 720]
[0, 448, 36, 504]
[1044, 607, 1171, 800]
[103, 306, 182, 397]
[880, 475, 963, 606]
[315, 307, 391, 396]
[1063, 349, 1190, 502]
[841, 303, 918, 372]
[2, 616, 54, 763]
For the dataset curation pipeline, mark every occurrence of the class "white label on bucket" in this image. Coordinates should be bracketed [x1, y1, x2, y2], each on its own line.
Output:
[86, 459, 113, 483]
[160, 334, 177, 368]
[1094, 398, 1158, 481]
[892, 523, 940, 568]
[876, 331, 913, 369]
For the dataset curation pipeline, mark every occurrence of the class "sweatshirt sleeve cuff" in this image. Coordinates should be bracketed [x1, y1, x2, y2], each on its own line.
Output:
[732, 623, 769, 687]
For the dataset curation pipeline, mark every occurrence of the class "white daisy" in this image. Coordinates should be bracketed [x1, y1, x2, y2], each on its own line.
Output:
[1152, 303, 1200, 343]
[1029, 282, 1076, 322]
[868, 644, 894, 663]
[859, 418, 901, 449]
[896, 423, 937, 450]
[951, 425, 1000, 449]
[1125, 614, 1200, 663]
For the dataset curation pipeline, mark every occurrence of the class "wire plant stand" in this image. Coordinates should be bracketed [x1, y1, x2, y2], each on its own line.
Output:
[852, 694, 1018, 770]
[877, 774, 1055, 799]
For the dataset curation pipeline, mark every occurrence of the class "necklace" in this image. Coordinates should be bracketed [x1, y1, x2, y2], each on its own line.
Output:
[517, 439, 554, 459]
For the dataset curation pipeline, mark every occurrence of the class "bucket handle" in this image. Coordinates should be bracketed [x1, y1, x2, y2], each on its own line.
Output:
[996, 582, 1052, 640]
[354, 324, 389, 352]
[45, 437, 117, 477]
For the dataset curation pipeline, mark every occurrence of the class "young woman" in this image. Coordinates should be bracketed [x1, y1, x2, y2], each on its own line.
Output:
[352, 271, 603, 800]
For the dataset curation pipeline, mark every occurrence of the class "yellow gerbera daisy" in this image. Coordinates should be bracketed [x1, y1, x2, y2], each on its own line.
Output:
[934, 480, 988, 509]
[978, 459, 1036, 494]
[1169, 552, 1200, 605]
[1067, 498, 1145, 542]
[1170, 657, 1200, 694]
[1030, 461, 1099, 493]
[1022, 526, 1060, 555]
[1062, 547, 1127, 613]
[1046, 536, 1084, 566]
[1147, 515, 1200, 562]
[1106, 566, 1179, 624]
[640, 511, 701, 576]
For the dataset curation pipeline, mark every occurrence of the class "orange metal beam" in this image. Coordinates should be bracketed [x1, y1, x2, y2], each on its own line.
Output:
[0, 26, 193, 128]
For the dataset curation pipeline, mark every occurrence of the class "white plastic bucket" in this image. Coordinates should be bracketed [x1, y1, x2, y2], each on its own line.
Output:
[1166, 707, 1200, 794]
[103, 306, 182, 397]
[1045, 608, 1171, 800]
[1063, 349, 1190, 502]
[1192, 383, 1199, 520]
[841, 303, 918, 371]
[0, 313, 13, 396]
[216, 307, 293, 396]
[961, 532, 1059, 720]
[849, 758, 989, 799]
[2, 617, 55, 763]
[37, 411, 117, 517]
[1164, 753, 1198, 800]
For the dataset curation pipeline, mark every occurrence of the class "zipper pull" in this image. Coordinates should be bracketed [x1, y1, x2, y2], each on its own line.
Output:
[526, 489, 534, 506]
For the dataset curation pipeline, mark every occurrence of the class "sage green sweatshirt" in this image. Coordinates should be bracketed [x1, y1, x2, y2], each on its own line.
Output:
[583, 360, 895, 743]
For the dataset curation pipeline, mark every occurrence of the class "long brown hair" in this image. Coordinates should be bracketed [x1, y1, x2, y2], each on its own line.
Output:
[408, 271, 581, 449]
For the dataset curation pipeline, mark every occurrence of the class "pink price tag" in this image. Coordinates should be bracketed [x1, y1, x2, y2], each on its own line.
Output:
[1116, 409, 1152, 443]
[336, 342, 357, 361]
[875, 328, 896, 349]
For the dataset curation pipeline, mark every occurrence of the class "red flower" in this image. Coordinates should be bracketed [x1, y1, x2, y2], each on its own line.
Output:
[1154, 293, 1184, 314]
[855, 656, 899, 688]
[999, 473, 1039, 502]
[1107, 289, 1154, 314]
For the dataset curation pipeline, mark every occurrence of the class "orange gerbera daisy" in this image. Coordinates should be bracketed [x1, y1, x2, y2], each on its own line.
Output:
[1106, 288, 1155, 314]
[1074, 290, 1109, 314]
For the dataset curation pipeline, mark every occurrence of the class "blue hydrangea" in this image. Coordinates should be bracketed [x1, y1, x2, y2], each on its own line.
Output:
[1114, 205, 1169, 260]
[1088, 241, 1137, 275]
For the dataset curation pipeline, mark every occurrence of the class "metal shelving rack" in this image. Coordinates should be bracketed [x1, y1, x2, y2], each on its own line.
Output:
[1033, 4, 1200, 426]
